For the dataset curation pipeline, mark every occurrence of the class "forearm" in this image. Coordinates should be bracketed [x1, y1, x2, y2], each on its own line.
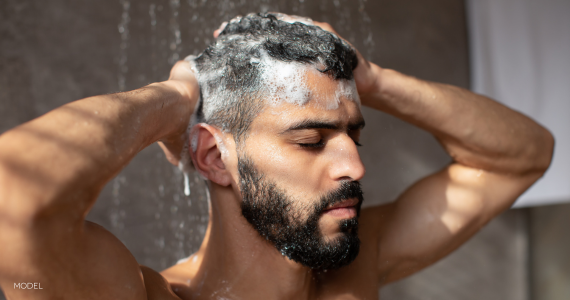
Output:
[0, 81, 193, 223]
[362, 66, 554, 175]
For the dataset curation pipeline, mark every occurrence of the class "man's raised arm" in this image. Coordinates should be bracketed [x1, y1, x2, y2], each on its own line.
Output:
[352, 41, 554, 283]
[0, 61, 197, 299]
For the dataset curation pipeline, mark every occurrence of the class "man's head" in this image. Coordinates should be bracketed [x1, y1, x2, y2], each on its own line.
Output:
[188, 13, 366, 270]
[191, 13, 358, 143]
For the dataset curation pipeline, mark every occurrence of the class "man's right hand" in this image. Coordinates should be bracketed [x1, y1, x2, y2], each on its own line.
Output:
[310, 20, 382, 106]
[159, 60, 199, 166]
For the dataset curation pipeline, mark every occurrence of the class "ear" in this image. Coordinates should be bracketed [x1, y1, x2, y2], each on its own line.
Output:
[189, 124, 233, 186]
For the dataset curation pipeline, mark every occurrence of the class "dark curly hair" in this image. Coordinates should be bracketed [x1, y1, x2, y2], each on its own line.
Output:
[192, 13, 358, 143]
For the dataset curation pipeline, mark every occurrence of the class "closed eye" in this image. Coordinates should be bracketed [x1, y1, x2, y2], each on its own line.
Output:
[299, 140, 325, 148]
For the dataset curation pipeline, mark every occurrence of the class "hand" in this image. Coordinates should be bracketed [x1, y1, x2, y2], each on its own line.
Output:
[311, 20, 381, 102]
[167, 59, 199, 101]
[158, 60, 199, 166]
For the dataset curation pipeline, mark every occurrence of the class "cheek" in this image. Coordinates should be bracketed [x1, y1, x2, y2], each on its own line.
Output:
[250, 139, 329, 194]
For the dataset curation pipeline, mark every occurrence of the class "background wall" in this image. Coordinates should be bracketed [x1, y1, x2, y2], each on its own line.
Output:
[1, 0, 565, 299]
[467, 0, 570, 208]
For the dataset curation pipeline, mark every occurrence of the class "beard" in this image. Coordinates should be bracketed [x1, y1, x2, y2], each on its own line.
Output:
[238, 155, 363, 271]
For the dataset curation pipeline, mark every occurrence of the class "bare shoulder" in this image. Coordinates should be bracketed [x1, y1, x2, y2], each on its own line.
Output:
[0, 220, 148, 299]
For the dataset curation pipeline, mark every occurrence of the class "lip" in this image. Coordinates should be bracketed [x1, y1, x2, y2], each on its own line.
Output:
[324, 198, 359, 211]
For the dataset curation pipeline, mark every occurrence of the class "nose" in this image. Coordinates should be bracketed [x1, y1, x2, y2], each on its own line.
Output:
[327, 134, 366, 182]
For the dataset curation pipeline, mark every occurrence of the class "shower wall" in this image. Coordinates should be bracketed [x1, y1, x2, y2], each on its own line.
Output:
[0, 0, 531, 299]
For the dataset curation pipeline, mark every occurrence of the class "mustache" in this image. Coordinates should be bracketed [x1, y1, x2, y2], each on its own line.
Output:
[314, 181, 364, 214]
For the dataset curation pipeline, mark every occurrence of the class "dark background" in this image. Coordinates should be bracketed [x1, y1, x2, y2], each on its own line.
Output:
[1, 0, 568, 299]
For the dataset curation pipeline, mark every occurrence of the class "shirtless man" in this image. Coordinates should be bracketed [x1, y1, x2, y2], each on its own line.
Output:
[0, 13, 553, 300]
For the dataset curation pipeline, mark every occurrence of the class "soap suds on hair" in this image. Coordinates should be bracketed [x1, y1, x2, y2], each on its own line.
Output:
[258, 54, 312, 107]
[257, 51, 359, 110]
[177, 13, 360, 186]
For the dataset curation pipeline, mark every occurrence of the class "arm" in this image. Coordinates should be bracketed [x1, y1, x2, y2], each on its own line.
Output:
[0, 61, 196, 299]
[362, 67, 553, 283]
[311, 21, 554, 283]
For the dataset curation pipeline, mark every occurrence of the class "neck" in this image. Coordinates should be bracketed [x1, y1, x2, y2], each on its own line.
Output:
[190, 182, 318, 300]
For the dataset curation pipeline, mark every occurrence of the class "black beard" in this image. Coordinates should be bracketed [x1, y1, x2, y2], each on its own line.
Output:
[238, 156, 363, 271]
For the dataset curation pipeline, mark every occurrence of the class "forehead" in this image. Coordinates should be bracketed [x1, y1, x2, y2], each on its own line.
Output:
[251, 68, 363, 133]
[260, 60, 359, 108]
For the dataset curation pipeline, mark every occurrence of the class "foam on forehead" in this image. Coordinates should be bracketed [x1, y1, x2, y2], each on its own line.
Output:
[257, 52, 360, 110]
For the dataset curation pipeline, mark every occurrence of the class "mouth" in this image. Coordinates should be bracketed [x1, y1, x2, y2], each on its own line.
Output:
[323, 198, 359, 218]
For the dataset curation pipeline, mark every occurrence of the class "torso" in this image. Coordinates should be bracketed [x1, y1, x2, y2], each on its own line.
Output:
[143, 207, 385, 300]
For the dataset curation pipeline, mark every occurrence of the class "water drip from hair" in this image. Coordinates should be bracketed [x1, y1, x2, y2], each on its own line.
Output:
[183, 172, 191, 196]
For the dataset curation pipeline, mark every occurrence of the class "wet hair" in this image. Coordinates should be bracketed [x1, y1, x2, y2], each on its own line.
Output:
[192, 12, 358, 143]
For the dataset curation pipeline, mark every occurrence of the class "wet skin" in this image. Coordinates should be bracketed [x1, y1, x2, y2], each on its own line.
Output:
[228, 71, 366, 240]
[157, 70, 380, 299]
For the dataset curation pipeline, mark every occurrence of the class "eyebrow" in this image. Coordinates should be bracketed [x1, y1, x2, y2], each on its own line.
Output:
[281, 118, 366, 134]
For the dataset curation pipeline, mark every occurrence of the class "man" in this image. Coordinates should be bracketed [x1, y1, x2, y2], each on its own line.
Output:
[0, 13, 553, 300]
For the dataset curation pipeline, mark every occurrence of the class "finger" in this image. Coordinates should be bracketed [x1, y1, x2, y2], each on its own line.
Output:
[213, 16, 239, 38]
[213, 21, 228, 38]
[272, 12, 314, 25]
[158, 141, 181, 166]
[169, 60, 194, 81]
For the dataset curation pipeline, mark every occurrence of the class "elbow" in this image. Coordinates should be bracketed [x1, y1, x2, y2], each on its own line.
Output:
[535, 127, 555, 175]
[520, 126, 555, 180]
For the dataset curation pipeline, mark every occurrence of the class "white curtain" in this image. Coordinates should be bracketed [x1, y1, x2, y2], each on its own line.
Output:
[467, 0, 570, 207]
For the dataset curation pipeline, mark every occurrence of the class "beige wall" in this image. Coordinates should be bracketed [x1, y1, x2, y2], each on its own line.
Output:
[531, 203, 570, 300]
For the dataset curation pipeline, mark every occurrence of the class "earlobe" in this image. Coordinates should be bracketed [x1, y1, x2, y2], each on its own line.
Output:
[190, 125, 233, 186]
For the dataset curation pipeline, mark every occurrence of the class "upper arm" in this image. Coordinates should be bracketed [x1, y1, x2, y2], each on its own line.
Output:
[370, 163, 543, 284]
[0, 216, 148, 299]
[0, 124, 150, 299]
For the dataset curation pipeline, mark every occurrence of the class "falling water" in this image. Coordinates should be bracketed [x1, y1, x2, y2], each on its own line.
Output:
[357, 0, 375, 60]
[110, 175, 127, 230]
[169, 0, 182, 64]
[149, 3, 158, 81]
[117, 0, 130, 91]
[183, 172, 191, 196]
